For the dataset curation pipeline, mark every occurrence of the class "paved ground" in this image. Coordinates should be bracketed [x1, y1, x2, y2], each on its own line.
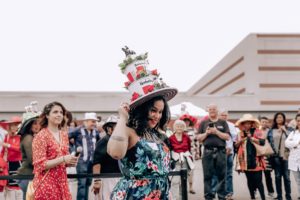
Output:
[1, 159, 294, 199]
[188, 160, 298, 200]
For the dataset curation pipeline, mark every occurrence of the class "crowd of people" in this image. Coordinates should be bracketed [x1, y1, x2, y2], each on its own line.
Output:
[0, 100, 299, 200]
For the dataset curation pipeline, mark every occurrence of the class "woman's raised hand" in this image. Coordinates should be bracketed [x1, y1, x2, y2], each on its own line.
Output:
[118, 102, 130, 119]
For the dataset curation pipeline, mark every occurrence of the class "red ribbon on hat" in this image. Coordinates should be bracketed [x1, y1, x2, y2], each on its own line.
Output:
[124, 81, 131, 88]
[136, 65, 145, 72]
[151, 69, 158, 76]
[127, 73, 134, 82]
[131, 92, 140, 101]
[142, 85, 154, 94]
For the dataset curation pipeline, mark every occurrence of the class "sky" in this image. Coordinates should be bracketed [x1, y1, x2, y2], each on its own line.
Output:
[0, 0, 300, 92]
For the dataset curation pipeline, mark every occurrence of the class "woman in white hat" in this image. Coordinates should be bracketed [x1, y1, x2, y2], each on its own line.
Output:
[235, 114, 266, 200]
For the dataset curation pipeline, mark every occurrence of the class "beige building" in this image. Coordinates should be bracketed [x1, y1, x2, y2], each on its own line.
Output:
[187, 33, 300, 119]
[1, 33, 300, 120]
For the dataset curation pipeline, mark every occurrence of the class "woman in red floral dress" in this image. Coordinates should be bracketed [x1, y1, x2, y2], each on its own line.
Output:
[32, 102, 78, 200]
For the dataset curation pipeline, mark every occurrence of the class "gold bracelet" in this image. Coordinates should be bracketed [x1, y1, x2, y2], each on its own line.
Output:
[62, 156, 66, 163]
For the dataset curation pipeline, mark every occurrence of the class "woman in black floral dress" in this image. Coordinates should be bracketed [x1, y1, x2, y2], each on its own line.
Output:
[108, 47, 178, 200]
[108, 95, 176, 200]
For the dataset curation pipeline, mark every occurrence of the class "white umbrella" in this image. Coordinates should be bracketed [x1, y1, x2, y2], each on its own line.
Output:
[170, 102, 207, 118]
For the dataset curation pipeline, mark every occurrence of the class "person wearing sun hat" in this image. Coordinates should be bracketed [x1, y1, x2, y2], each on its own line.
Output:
[107, 47, 177, 199]
[235, 114, 266, 200]
[0, 116, 23, 199]
[92, 115, 120, 199]
[16, 102, 42, 200]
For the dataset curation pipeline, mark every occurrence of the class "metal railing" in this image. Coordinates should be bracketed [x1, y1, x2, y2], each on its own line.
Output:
[0, 168, 188, 200]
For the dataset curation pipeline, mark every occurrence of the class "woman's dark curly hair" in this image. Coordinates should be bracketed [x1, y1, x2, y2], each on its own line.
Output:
[20, 117, 39, 140]
[271, 112, 287, 129]
[65, 110, 73, 127]
[127, 96, 170, 136]
[40, 101, 67, 129]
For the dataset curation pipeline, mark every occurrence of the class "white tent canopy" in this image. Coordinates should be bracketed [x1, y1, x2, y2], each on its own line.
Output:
[170, 102, 207, 118]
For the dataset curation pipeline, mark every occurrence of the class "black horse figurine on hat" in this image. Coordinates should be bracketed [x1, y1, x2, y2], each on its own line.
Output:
[122, 46, 136, 57]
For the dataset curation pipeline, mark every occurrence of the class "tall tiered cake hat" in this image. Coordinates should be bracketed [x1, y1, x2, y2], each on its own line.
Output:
[119, 46, 178, 109]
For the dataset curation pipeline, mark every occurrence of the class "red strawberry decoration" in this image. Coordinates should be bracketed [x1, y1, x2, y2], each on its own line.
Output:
[127, 73, 134, 82]
[151, 69, 158, 76]
[142, 85, 155, 94]
[148, 85, 154, 92]
[131, 92, 140, 101]
[136, 65, 145, 72]
[124, 81, 130, 88]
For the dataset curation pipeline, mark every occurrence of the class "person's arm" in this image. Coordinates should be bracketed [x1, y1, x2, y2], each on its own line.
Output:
[0, 136, 20, 152]
[93, 164, 101, 175]
[96, 132, 100, 142]
[251, 130, 265, 145]
[22, 135, 33, 165]
[214, 129, 230, 141]
[214, 121, 230, 141]
[288, 119, 296, 129]
[107, 103, 131, 160]
[231, 126, 238, 143]
[197, 132, 208, 143]
[251, 137, 265, 145]
[44, 156, 69, 170]
[0, 138, 5, 158]
[92, 164, 102, 194]
[2, 141, 20, 152]
[63, 132, 78, 168]
[33, 131, 78, 172]
[187, 134, 192, 152]
[209, 122, 230, 141]
[267, 129, 276, 153]
[235, 133, 246, 148]
[46, 145, 78, 170]
[68, 129, 76, 146]
[197, 121, 208, 143]
[285, 131, 298, 149]
[92, 140, 106, 170]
